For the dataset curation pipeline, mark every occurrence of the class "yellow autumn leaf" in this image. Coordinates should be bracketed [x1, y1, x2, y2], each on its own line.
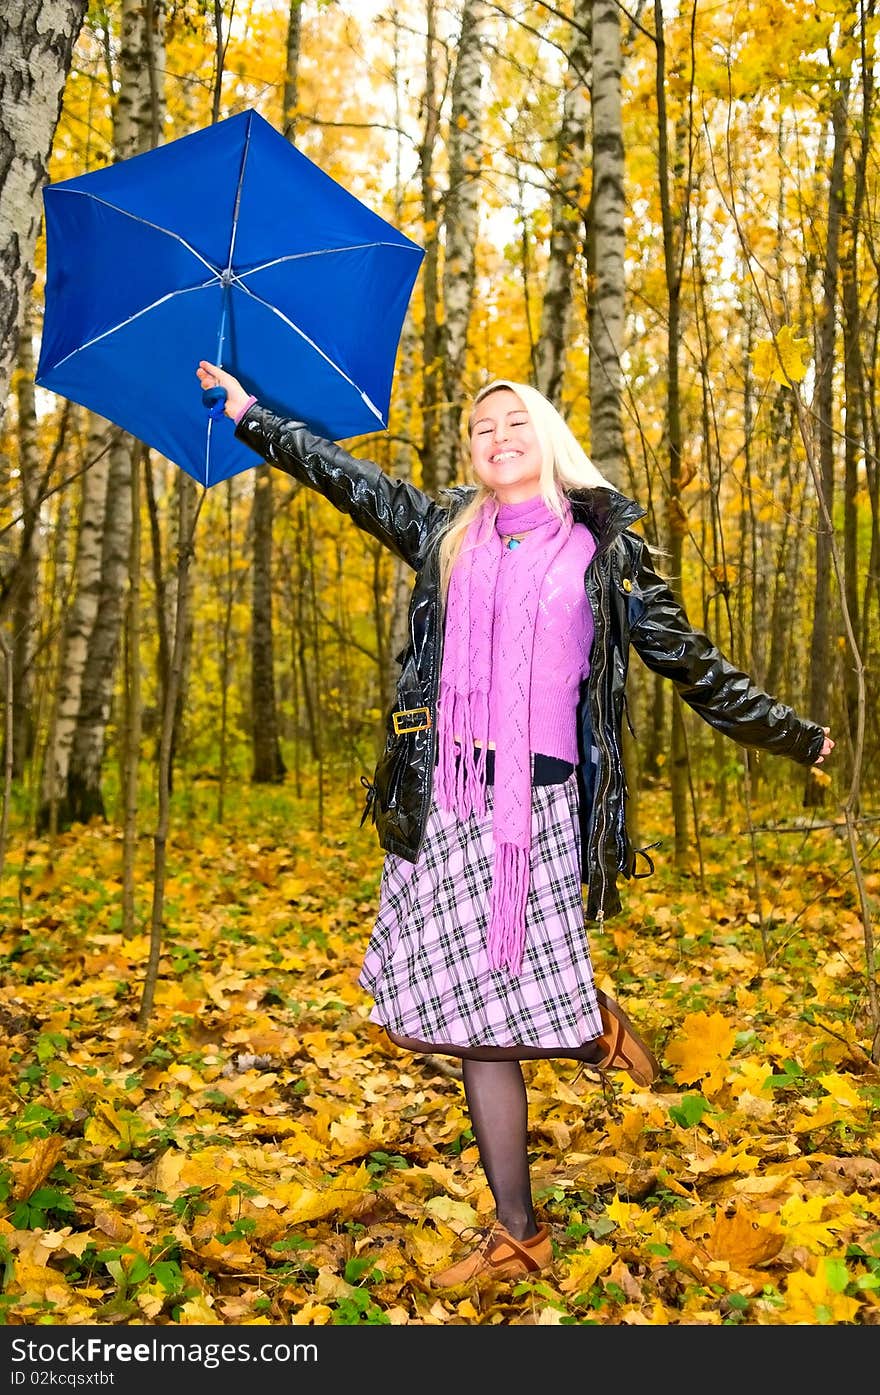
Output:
[424, 1195, 480, 1232]
[289, 1301, 333, 1325]
[408, 1224, 458, 1272]
[783, 1261, 861, 1324]
[704, 1203, 783, 1270]
[5, 1252, 74, 1304]
[280, 1164, 373, 1225]
[559, 1243, 615, 1294]
[791, 1096, 847, 1132]
[664, 1010, 737, 1091]
[751, 324, 811, 384]
[176, 1294, 222, 1324]
[10, 1135, 64, 1201]
[684, 1143, 760, 1178]
[776, 1193, 847, 1249]
[817, 1072, 865, 1109]
[730, 1061, 777, 1102]
[605, 1194, 639, 1231]
[84, 1101, 152, 1157]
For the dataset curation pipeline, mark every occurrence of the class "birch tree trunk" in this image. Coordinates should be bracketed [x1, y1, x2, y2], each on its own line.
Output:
[588, 0, 626, 479]
[251, 467, 286, 782]
[121, 445, 142, 935]
[249, 0, 299, 783]
[283, 0, 303, 139]
[384, 313, 421, 720]
[10, 311, 41, 778]
[216, 481, 235, 823]
[805, 86, 847, 806]
[37, 421, 110, 831]
[418, 0, 442, 495]
[841, 58, 871, 777]
[653, 0, 690, 866]
[536, 0, 590, 407]
[66, 0, 165, 822]
[138, 483, 203, 1027]
[381, 10, 423, 725]
[0, 635, 12, 882]
[585, 0, 640, 841]
[435, 0, 486, 489]
[0, 0, 87, 426]
[67, 432, 131, 821]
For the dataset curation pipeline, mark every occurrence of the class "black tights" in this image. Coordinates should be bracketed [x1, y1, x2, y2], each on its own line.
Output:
[385, 1029, 603, 1241]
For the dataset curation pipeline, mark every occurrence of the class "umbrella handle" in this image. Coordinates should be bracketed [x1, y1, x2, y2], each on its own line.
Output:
[202, 386, 227, 420]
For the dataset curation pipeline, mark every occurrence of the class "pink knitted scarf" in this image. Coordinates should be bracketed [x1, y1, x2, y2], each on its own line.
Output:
[434, 492, 573, 975]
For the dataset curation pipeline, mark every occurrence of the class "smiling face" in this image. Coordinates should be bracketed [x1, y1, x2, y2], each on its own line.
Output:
[468, 388, 546, 503]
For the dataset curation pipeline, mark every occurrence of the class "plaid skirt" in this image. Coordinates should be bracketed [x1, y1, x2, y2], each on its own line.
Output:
[358, 773, 602, 1048]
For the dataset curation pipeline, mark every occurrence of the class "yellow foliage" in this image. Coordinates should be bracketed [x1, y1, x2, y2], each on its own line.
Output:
[10, 1136, 65, 1201]
[684, 1143, 761, 1179]
[783, 1261, 861, 1324]
[177, 1294, 223, 1324]
[558, 1243, 616, 1294]
[7, 1251, 76, 1305]
[664, 1011, 737, 1091]
[84, 1101, 153, 1157]
[751, 325, 811, 384]
[605, 1194, 641, 1232]
[775, 1193, 850, 1250]
[704, 1203, 783, 1270]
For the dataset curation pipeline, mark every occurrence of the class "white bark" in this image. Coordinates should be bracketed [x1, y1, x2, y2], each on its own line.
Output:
[436, 0, 487, 488]
[67, 432, 132, 819]
[38, 426, 110, 823]
[10, 311, 42, 778]
[536, 0, 591, 407]
[66, 0, 166, 820]
[0, 0, 88, 425]
[589, 0, 626, 477]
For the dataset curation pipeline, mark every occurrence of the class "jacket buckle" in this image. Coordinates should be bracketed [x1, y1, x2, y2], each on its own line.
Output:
[392, 706, 432, 736]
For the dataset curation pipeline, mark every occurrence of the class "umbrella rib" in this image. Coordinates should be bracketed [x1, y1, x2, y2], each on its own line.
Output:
[239, 241, 423, 277]
[225, 111, 251, 274]
[46, 281, 218, 372]
[51, 188, 221, 275]
[235, 281, 386, 425]
[214, 112, 253, 368]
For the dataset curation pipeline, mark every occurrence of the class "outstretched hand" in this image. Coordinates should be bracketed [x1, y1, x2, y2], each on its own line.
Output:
[196, 361, 252, 421]
[814, 727, 834, 765]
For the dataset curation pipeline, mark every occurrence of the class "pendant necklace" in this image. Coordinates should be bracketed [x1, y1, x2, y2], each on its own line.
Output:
[502, 533, 525, 550]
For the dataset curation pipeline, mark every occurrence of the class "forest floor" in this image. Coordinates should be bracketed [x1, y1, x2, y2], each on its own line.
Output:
[0, 772, 878, 1327]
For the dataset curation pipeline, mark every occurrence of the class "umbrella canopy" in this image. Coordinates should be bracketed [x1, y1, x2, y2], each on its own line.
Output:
[36, 109, 424, 487]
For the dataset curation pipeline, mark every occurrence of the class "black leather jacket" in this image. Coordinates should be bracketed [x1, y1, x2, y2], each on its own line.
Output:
[236, 404, 826, 921]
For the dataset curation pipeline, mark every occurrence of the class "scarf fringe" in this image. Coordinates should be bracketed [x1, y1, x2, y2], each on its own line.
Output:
[434, 682, 488, 819]
[487, 841, 530, 975]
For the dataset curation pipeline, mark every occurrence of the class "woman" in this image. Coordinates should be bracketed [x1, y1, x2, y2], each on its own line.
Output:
[195, 360, 834, 1287]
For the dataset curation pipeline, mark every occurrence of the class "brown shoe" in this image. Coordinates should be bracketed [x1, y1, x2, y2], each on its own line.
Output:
[593, 988, 659, 1087]
[430, 1222, 552, 1287]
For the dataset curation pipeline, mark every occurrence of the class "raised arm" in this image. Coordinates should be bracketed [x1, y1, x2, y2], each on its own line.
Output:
[625, 534, 832, 767]
[196, 360, 443, 570]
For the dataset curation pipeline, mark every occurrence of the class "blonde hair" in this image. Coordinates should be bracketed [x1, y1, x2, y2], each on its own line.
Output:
[437, 380, 615, 600]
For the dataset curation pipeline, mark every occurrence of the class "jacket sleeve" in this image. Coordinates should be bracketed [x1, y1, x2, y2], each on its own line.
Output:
[625, 535, 825, 766]
[234, 403, 442, 570]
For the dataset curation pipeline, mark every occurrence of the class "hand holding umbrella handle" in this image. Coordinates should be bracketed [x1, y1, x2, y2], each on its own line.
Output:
[196, 361, 252, 421]
[202, 385, 227, 419]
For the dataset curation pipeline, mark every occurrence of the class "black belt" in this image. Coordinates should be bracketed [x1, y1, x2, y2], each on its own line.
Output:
[454, 745, 573, 787]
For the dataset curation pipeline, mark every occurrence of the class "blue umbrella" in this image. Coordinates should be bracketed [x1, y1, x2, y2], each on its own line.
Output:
[36, 109, 424, 487]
